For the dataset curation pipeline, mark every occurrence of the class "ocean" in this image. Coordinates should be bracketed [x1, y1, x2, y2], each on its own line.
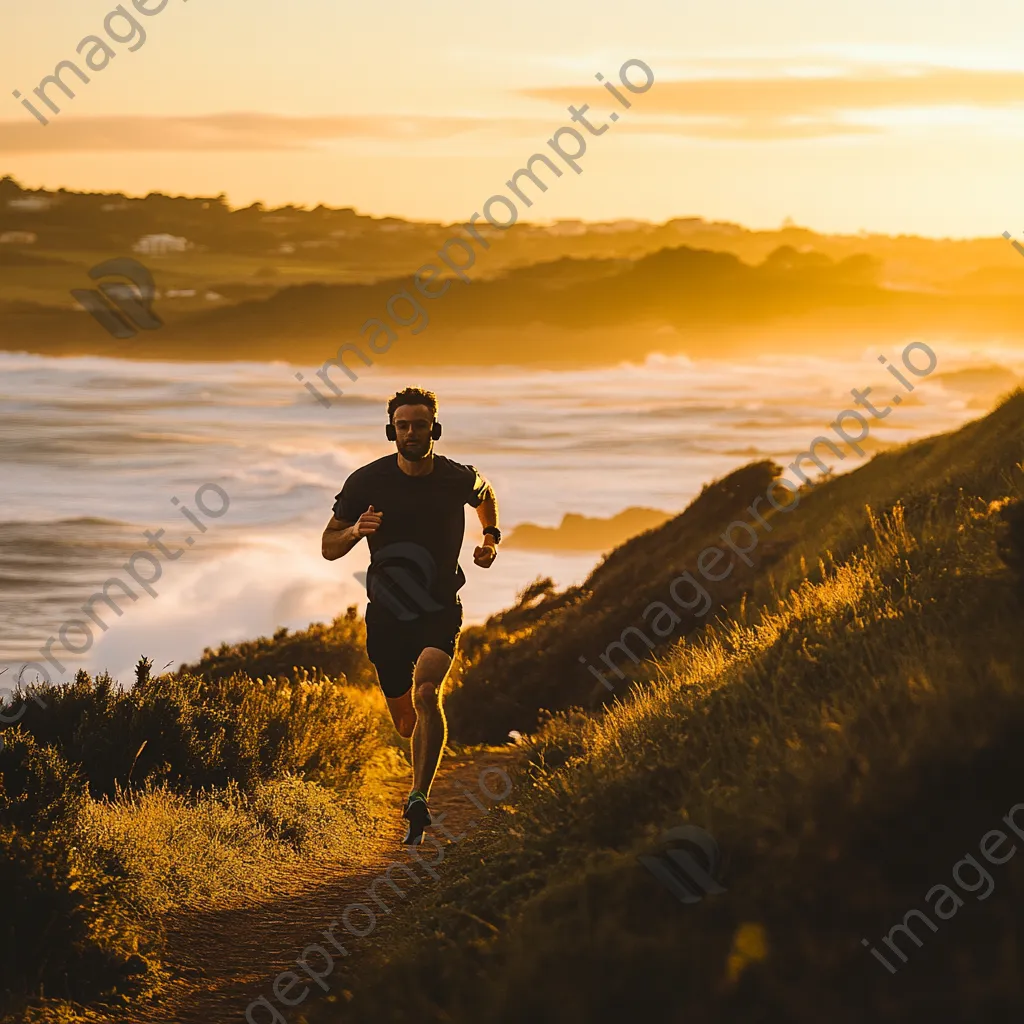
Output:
[1, 341, 1017, 686]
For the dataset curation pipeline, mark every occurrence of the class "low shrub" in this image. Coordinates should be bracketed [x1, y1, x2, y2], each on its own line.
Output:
[180, 606, 376, 688]
[0, 731, 87, 834]
[4, 662, 381, 799]
[0, 824, 155, 1014]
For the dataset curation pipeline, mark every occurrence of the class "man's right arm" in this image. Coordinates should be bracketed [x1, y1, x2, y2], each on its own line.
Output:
[322, 505, 383, 560]
[322, 517, 360, 561]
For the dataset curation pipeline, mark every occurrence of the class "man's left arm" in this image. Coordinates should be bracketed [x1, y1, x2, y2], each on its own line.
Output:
[468, 469, 498, 569]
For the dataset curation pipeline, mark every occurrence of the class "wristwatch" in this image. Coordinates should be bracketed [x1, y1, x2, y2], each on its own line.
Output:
[483, 526, 501, 544]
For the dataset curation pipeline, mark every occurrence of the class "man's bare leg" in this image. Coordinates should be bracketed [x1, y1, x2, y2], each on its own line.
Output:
[385, 690, 416, 739]
[410, 646, 453, 798]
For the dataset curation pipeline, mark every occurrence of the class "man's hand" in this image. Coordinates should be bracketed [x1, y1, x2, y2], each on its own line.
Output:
[355, 505, 383, 537]
[473, 538, 497, 568]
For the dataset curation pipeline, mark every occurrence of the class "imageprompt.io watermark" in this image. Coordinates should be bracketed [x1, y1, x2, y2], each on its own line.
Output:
[1003, 230, 1024, 259]
[71, 257, 163, 340]
[244, 763, 514, 1024]
[0, 667, 48, 752]
[863, 798, 1024, 975]
[577, 340, 942, 693]
[638, 824, 726, 905]
[295, 56, 656, 410]
[13, 479, 231, 688]
[353, 542, 444, 622]
[12, 0, 194, 127]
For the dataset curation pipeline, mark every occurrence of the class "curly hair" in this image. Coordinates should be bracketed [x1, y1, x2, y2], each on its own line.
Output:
[387, 387, 438, 423]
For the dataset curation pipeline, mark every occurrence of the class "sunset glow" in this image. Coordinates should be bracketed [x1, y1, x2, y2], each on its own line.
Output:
[3, 0, 1023, 235]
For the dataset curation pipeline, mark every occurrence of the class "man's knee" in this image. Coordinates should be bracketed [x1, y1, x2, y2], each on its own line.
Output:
[413, 679, 440, 710]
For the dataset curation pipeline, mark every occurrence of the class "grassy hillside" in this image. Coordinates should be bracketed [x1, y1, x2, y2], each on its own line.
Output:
[449, 389, 1024, 743]
[301, 391, 1024, 1024]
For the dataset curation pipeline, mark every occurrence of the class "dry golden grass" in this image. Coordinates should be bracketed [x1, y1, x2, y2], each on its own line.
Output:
[0, 667, 400, 1019]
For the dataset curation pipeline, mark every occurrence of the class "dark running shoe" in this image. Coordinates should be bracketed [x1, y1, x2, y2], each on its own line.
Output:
[402, 790, 431, 846]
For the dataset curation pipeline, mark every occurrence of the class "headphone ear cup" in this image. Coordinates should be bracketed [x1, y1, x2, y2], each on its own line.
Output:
[386, 424, 397, 441]
[432, 421, 442, 441]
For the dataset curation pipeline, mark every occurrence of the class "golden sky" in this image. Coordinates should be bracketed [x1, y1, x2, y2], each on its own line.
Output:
[2, 0, 1023, 235]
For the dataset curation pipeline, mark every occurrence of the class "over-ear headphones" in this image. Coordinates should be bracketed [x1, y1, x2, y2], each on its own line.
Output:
[386, 420, 442, 441]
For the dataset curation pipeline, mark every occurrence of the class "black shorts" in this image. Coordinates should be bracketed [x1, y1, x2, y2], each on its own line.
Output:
[364, 599, 463, 699]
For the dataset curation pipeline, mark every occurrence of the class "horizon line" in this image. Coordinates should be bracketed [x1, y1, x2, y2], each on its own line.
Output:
[0, 175, 1002, 243]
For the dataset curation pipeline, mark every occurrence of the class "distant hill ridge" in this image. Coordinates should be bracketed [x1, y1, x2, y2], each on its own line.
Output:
[4, 174, 1024, 361]
[12, 240, 1020, 365]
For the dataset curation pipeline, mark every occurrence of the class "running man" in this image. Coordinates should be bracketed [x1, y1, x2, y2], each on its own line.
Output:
[321, 387, 500, 844]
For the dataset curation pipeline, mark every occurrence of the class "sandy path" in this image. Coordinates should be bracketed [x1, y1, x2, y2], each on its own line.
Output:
[114, 750, 517, 1024]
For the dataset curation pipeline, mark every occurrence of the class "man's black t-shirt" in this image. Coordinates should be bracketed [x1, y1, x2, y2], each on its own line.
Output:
[333, 454, 491, 608]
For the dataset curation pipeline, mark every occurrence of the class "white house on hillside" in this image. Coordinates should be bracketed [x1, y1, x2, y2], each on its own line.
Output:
[547, 220, 587, 237]
[133, 233, 191, 256]
[0, 231, 37, 244]
[590, 220, 647, 235]
[7, 196, 53, 212]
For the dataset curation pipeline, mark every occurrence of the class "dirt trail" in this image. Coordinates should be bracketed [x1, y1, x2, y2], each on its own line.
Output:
[115, 750, 517, 1024]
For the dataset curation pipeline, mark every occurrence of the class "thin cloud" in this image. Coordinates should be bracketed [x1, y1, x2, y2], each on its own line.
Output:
[0, 112, 549, 154]
[524, 66, 1024, 139]
[612, 118, 879, 140]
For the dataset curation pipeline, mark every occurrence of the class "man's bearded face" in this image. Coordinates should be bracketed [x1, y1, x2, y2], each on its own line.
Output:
[393, 404, 435, 461]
